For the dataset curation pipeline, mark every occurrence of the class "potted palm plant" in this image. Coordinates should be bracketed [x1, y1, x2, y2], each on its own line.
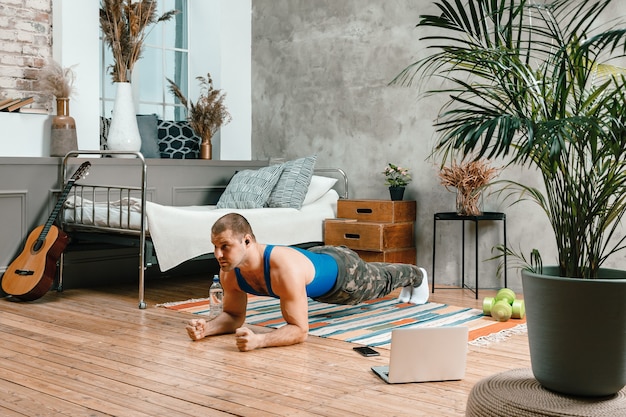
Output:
[395, 0, 626, 396]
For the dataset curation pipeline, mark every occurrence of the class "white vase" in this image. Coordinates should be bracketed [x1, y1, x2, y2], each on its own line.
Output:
[107, 82, 141, 157]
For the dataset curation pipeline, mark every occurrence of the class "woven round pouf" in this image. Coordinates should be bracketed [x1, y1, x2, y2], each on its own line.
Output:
[466, 368, 626, 416]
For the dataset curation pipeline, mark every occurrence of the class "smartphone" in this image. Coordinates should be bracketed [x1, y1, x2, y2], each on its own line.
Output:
[353, 346, 380, 357]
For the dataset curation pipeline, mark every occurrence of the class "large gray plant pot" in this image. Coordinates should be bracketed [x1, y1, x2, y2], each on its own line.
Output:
[522, 267, 626, 397]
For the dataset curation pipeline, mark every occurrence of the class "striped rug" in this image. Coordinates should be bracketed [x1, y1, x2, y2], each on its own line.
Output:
[160, 295, 526, 348]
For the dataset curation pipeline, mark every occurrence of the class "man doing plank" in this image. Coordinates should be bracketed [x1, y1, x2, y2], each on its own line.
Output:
[186, 213, 428, 351]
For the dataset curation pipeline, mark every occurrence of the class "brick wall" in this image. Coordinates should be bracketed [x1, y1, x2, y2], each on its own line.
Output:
[0, 0, 52, 108]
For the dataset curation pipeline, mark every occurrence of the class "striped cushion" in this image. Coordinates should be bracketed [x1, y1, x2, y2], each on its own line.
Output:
[216, 164, 284, 209]
[267, 155, 317, 209]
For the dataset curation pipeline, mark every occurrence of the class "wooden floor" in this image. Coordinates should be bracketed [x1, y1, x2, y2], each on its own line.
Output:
[0, 275, 530, 416]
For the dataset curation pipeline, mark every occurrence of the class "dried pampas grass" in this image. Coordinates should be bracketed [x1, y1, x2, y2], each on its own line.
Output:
[100, 0, 178, 82]
[38, 60, 76, 98]
[167, 74, 232, 142]
[439, 159, 499, 215]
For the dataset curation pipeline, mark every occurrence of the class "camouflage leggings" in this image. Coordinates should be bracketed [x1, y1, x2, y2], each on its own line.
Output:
[308, 245, 424, 305]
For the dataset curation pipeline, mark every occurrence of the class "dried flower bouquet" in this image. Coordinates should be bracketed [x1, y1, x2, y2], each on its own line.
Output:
[99, 0, 178, 82]
[38, 60, 76, 99]
[439, 159, 498, 215]
[167, 74, 232, 142]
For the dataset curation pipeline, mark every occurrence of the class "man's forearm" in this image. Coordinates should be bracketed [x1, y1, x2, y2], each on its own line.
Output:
[204, 312, 244, 337]
[256, 323, 308, 348]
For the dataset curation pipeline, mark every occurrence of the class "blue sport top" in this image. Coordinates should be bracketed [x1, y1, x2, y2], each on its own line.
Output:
[235, 245, 338, 298]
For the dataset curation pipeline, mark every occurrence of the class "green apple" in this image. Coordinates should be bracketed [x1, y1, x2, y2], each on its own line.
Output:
[482, 297, 495, 315]
[491, 300, 513, 322]
[512, 299, 525, 319]
[495, 288, 516, 305]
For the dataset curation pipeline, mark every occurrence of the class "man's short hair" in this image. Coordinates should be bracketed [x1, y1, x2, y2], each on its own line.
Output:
[212, 213, 256, 241]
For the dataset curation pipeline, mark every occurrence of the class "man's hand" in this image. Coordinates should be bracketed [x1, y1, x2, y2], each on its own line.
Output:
[186, 318, 207, 341]
[235, 326, 261, 351]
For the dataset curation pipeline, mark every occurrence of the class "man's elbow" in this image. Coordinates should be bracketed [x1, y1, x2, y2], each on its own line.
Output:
[296, 328, 309, 344]
[223, 312, 246, 332]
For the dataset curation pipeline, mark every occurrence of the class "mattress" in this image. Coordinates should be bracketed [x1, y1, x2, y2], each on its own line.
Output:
[63, 189, 339, 271]
[63, 196, 145, 231]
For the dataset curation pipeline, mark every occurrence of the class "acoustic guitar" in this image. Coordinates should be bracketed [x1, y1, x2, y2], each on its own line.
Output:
[1, 161, 90, 301]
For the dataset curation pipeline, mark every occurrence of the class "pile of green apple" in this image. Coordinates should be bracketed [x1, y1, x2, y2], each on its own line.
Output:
[482, 288, 525, 322]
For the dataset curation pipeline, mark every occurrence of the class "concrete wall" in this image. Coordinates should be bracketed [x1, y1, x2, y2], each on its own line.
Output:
[250, 0, 566, 292]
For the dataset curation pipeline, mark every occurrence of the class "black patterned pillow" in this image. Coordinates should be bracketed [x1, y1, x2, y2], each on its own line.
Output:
[100, 116, 111, 150]
[157, 120, 201, 159]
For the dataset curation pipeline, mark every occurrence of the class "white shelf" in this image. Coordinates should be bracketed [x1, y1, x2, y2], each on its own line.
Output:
[0, 112, 52, 157]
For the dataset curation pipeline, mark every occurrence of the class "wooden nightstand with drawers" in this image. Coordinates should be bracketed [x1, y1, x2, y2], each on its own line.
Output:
[324, 199, 416, 264]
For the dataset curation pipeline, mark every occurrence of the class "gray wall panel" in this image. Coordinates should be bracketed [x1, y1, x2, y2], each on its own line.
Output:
[0, 157, 269, 289]
[0, 191, 27, 269]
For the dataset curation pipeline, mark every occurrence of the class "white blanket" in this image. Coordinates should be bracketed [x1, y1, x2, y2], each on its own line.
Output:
[64, 190, 339, 271]
[145, 190, 339, 271]
[64, 196, 145, 230]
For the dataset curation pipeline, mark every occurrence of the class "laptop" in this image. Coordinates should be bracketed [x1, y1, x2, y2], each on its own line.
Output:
[371, 327, 468, 384]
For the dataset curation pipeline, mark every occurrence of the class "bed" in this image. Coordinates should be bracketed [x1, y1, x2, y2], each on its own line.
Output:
[59, 150, 349, 308]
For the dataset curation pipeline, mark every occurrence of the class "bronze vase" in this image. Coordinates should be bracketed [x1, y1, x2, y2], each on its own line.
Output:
[50, 98, 78, 157]
[200, 136, 212, 159]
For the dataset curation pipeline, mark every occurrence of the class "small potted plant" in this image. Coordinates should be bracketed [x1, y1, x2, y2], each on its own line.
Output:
[383, 163, 411, 201]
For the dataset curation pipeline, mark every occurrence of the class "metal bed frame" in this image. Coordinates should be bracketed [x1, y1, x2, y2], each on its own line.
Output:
[59, 150, 348, 309]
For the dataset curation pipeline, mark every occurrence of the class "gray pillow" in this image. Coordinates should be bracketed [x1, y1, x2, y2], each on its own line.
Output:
[137, 114, 160, 158]
[267, 155, 317, 209]
[216, 164, 285, 209]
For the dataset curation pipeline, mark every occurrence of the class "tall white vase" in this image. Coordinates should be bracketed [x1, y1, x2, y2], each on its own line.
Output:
[107, 82, 141, 157]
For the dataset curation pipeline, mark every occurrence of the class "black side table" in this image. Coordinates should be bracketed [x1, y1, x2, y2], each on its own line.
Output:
[432, 212, 507, 299]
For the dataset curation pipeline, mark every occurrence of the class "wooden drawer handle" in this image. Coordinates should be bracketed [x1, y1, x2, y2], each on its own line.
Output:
[344, 233, 360, 240]
[356, 208, 372, 214]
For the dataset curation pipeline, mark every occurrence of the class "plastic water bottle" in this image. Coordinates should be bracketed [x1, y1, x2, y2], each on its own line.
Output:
[209, 274, 223, 317]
